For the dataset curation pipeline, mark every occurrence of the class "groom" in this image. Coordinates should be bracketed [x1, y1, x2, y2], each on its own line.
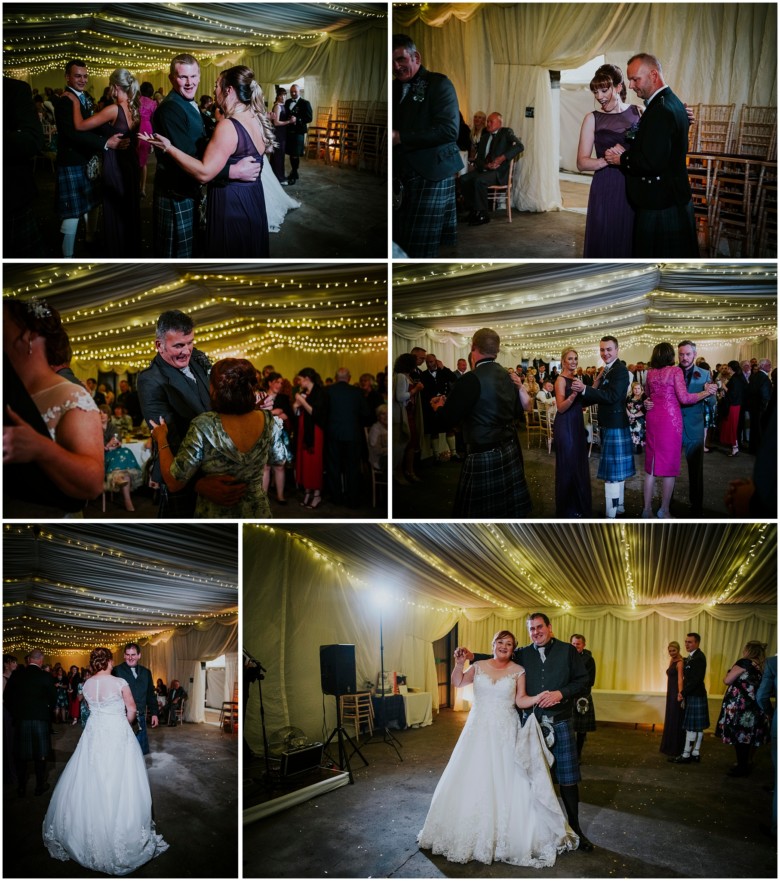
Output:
[113, 643, 158, 755]
[461, 613, 594, 851]
[605, 53, 698, 257]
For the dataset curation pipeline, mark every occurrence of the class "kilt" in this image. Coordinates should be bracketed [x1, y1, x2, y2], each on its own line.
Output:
[394, 172, 456, 258]
[633, 201, 699, 258]
[546, 717, 580, 786]
[285, 133, 306, 158]
[153, 192, 198, 257]
[454, 440, 532, 518]
[572, 696, 597, 732]
[56, 163, 99, 219]
[682, 694, 710, 731]
[597, 426, 636, 482]
[15, 719, 51, 761]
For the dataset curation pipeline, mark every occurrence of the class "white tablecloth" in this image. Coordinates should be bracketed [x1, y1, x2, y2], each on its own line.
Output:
[403, 692, 433, 728]
[593, 689, 723, 729]
[123, 441, 151, 470]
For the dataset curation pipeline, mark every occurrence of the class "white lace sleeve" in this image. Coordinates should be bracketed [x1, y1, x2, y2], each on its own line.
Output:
[32, 382, 100, 440]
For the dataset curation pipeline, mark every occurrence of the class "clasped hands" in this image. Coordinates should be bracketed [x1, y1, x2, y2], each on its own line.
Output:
[604, 144, 625, 165]
[430, 394, 446, 411]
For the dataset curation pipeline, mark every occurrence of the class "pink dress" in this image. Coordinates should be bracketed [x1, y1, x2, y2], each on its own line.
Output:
[644, 366, 702, 476]
[136, 95, 157, 167]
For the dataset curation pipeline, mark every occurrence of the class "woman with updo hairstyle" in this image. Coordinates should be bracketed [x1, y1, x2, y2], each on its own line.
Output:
[141, 64, 276, 257]
[257, 372, 294, 504]
[43, 644, 169, 872]
[660, 641, 686, 756]
[150, 358, 273, 518]
[294, 367, 329, 508]
[64, 67, 141, 255]
[3, 299, 104, 517]
[576, 63, 641, 257]
[553, 347, 592, 516]
[642, 341, 716, 518]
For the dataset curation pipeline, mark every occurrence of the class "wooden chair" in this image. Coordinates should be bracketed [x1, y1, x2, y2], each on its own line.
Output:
[523, 405, 542, 448]
[486, 157, 517, 221]
[363, 428, 387, 508]
[219, 700, 239, 734]
[735, 105, 777, 160]
[305, 106, 332, 161]
[538, 402, 556, 455]
[695, 104, 736, 154]
[340, 692, 373, 738]
[170, 697, 186, 726]
[587, 406, 601, 457]
[754, 160, 777, 256]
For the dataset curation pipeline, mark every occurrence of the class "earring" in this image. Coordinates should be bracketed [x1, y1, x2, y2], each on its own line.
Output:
[28, 339, 32, 355]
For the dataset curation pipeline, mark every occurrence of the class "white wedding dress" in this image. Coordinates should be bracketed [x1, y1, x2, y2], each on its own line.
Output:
[418, 662, 578, 867]
[264, 166, 300, 233]
[43, 675, 168, 875]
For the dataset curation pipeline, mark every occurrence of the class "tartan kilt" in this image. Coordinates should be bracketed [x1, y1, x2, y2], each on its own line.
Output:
[394, 172, 456, 258]
[285, 133, 306, 158]
[597, 426, 636, 482]
[153, 192, 198, 258]
[56, 163, 99, 218]
[682, 695, 710, 731]
[550, 718, 580, 786]
[633, 201, 699, 258]
[15, 719, 51, 761]
[572, 696, 597, 732]
[454, 440, 532, 518]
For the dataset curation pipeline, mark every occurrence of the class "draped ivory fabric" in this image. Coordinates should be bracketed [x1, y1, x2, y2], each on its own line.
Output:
[245, 525, 775, 745]
[394, 3, 777, 211]
[392, 262, 777, 367]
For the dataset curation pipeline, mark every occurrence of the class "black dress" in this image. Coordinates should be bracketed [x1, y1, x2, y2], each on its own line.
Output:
[553, 376, 592, 516]
[206, 118, 269, 257]
[659, 662, 685, 756]
[100, 110, 140, 256]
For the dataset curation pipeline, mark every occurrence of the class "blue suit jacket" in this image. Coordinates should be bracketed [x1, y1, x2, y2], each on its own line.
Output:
[680, 365, 711, 453]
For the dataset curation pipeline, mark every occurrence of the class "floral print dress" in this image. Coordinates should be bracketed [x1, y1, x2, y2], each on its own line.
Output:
[715, 658, 770, 746]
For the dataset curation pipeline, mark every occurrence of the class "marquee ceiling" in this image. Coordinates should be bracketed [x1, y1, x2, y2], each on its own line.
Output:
[2, 2, 387, 77]
[3, 262, 388, 371]
[393, 262, 778, 354]
[260, 522, 777, 610]
[3, 524, 239, 654]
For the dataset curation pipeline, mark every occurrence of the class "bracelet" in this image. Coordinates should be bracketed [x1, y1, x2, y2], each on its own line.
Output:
[159, 444, 170, 451]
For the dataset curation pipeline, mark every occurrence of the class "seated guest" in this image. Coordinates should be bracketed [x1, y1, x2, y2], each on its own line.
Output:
[359, 373, 384, 415]
[368, 404, 389, 472]
[110, 404, 133, 436]
[150, 358, 272, 518]
[98, 405, 143, 512]
[460, 112, 523, 226]
[537, 381, 555, 406]
[167, 680, 187, 726]
[116, 379, 143, 426]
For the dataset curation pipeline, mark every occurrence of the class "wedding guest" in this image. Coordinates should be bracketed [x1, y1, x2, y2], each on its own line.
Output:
[626, 381, 647, 452]
[659, 641, 686, 757]
[257, 372, 294, 505]
[570, 634, 597, 759]
[368, 404, 388, 472]
[554, 348, 591, 517]
[294, 367, 328, 509]
[283, 83, 312, 184]
[270, 88, 292, 182]
[392, 353, 424, 486]
[718, 360, 744, 457]
[136, 80, 157, 197]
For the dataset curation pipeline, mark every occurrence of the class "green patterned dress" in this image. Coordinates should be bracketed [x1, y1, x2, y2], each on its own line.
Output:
[169, 410, 272, 518]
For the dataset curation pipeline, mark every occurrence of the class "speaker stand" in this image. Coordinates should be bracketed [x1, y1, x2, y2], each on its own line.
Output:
[322, 694, 368, 784]
[362, 699, 403, 761]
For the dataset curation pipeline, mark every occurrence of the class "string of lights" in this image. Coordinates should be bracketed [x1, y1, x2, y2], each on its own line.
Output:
[710, 524, 771, 606]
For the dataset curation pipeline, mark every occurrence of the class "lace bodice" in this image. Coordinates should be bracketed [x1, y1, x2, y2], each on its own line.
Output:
[470, 662, 524, 723]
[31, 381, 98, 440]
[82, 675, 129, 716]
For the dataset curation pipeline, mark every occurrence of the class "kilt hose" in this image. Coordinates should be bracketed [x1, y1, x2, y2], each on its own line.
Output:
[633, 201, 699, 258]
[682, 695, 710, 732]
[153, 191, 199, 257]
[394, 172, 456, 258]
[597, 426, 636, 482]
[453, 439, 532, 518]
[56, 163, 99, 219]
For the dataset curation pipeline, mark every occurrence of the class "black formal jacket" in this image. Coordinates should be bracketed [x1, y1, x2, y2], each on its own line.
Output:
[682, 649, 707, 698]
[473, 127, 523, 183]
[620, 87, 692, 210]
[326, 382, 371, 442]
[580, 359, 631, 429]
[393, 66, 462, 181]
[4, 78, 45, 207]
[137, 350, 212, 481]
[5, 663, 57, 723]
[54, 88, 107, 167]
[284, 96, 313, 135]
[113, 662, 158, 716]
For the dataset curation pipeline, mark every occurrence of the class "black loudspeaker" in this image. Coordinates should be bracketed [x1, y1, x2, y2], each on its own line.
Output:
[280, 743, 323, 778]
[320, 644, 356, 696]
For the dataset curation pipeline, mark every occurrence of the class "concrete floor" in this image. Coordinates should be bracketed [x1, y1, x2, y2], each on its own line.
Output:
[4, 717, 238, 879]
[30, 152, 388, 259]
[244, 709, 776, 878]
[393, 426, 758, 520]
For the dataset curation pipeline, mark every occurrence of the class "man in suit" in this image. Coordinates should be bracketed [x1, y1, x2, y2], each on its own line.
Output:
[420, 354, 458, 461]
[460, 112, 523, 226]
[572, 336, 635, 517]
[452, 358, 469, 380]
[430, 327, 532, 517]
[166, 679, 188, 726]
[153, 54, 259, 257]
[284, 83, 312, 185]
[605, 53, 698, 257]
[670, 633, 709, 764]
[112, 643, 157, 755]
[5, 649, 56, 795]
[460, 613, 594, 850]
[756, 653, 777, 832]
[392, 34, 462, 257]
[137, 309, 247, 517]
[675, 341, 718, 515]
[570, 634, 597, 760]
[326, 367, 371, 507]
[55, 60, 128, 257]
[747, 359, 772, 455]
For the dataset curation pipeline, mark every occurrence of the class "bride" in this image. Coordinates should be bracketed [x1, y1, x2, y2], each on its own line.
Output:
[418, 631, 578, 867]
[43, 647, 168, 875]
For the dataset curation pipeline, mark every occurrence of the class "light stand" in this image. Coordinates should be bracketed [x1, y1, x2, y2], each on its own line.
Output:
[243, 649, 272, 782]
[364, 605, 403, 760]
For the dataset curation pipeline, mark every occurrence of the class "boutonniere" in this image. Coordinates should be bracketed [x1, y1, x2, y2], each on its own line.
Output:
[411, 78, 428, 103]
[625, 121, 641, 141]
[693, 370, 701, 380]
